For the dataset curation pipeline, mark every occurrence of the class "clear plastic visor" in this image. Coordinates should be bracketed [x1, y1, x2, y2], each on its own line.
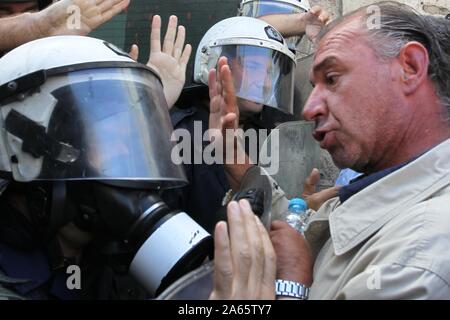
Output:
[210, 45, 294, 115]
[239, 0, 308, 53]
[2, 68, 187, 189]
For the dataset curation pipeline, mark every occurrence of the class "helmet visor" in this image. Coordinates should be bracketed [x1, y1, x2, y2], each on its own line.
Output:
[239, 0, 308, 53]
[1, 67, 187, 189]
[211, 45, 294, 114]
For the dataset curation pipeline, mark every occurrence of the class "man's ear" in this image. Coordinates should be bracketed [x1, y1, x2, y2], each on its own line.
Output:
[397, 41, 429, 95]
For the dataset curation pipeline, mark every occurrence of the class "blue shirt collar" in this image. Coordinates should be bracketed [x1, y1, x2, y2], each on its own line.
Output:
[338, 161, 412, 203]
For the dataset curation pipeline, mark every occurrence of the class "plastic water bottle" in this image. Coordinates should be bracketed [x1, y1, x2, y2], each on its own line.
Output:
[282, 198, 309, 234]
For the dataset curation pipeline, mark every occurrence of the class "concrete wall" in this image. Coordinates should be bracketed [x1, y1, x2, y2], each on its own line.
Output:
[295, 0, 449, 58]
[307, 0, 450, 17]
[294, 0, 450, 117]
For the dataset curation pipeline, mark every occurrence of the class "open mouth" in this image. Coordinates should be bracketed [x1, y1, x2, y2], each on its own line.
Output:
[313, 130, 326, 142]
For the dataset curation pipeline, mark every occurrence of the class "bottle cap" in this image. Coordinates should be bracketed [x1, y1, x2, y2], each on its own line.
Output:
[288, 198, 307, 211]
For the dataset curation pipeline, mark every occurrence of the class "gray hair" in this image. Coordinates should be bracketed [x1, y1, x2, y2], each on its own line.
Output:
[317, 1, 450, 121]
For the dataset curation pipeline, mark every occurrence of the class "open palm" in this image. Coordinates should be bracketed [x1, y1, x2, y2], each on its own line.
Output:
[43, 0, 130, 36]
[208, 57, 239, 148]
[147, 15, 192, 109]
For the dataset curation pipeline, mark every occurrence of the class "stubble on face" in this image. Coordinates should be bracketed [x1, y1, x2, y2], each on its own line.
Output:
[308, 18, 406, 173]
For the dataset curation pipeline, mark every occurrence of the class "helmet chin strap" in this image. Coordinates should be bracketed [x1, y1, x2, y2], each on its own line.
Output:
[49, 181, 68, 236]
[0, 179, 9, 196]
[22, 181, 71, 241]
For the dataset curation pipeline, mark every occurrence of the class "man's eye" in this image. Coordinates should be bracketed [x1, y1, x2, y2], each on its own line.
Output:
[325, 74, 338, 86]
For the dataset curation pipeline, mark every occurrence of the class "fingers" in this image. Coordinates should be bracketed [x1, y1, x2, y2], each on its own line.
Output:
[220, 63, 237, 112]
[173, 25, 185, 60]
[98, 0, 129, 22]
[227, 201, 251, 287]
[222, 113, 238, 130]
[309, 5, 331, 25]
[211, 200, 275, 300]
[317, 186, 340, 201]
[309, 5, 322, 16]
[238, 200, 275, 299]
[209, 57, 238, 138]
[180, 43, 192, 66]
[307, 185, 340, 211]
[211, 57, 238, 132]
[256, 216, 276, 299]
[309, 168, 321, 186]
[270, 221, 314, 286]
[302, 168, 320, 198]
[216, 57, 238, 118]
[208, 68, 218, 103]
[152, 15, 190, 62]
[319, 11, 331, 25]
[150, 15, 162, 53]
[128, 44, 139, 61]
[271, 219, 294, 231]
[211, 221, 233, 299]
[216, 57, 228, 97]
[98, 0, 127, 13]
[230, 200, 274, 299]
[163, 15, 177, 54]
[208, 67, 223, 137]
[241, 200, 265, 294]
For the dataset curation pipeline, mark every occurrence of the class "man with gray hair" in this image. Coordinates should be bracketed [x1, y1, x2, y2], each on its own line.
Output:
[208, 1, 450, 299]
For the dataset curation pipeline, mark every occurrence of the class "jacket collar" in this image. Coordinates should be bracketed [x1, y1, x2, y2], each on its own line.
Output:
[308, 139, 450, 256]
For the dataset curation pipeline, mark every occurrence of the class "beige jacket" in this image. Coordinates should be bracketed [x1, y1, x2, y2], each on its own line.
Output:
[302, 139, 450, 299]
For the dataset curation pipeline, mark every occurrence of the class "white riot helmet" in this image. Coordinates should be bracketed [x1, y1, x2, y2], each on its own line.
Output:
[0, 35, 186, 188]
[0, 36, 216, 297]
[238, 0, 311, 56]
[194, 16, 296, 115]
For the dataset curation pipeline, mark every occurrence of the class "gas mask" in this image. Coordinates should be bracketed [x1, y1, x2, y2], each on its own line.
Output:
[156, 165, 273, 300]
[0, 36, 213, 297]
[14, 179, 213, 297]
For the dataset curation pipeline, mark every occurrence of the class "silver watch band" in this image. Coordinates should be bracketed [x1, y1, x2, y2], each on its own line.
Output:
[275, 279, 309, 300]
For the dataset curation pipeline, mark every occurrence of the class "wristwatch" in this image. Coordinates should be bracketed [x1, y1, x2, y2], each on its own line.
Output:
[275, 279, 310, 300]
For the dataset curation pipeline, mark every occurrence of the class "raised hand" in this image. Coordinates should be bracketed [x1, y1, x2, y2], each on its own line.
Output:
[208, 56, 239, 144]
[305, 5, 331, 42]
[147, 15, 192, 109]
[208, 57, 253, 190]
[257, 5, 330, 39]
[210, 200, 276, 300]
[301, 168, 340, 211]
[39, 0, 130, 37]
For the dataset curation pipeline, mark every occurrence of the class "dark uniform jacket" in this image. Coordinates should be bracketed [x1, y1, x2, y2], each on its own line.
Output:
[163, 102, 294, 233]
